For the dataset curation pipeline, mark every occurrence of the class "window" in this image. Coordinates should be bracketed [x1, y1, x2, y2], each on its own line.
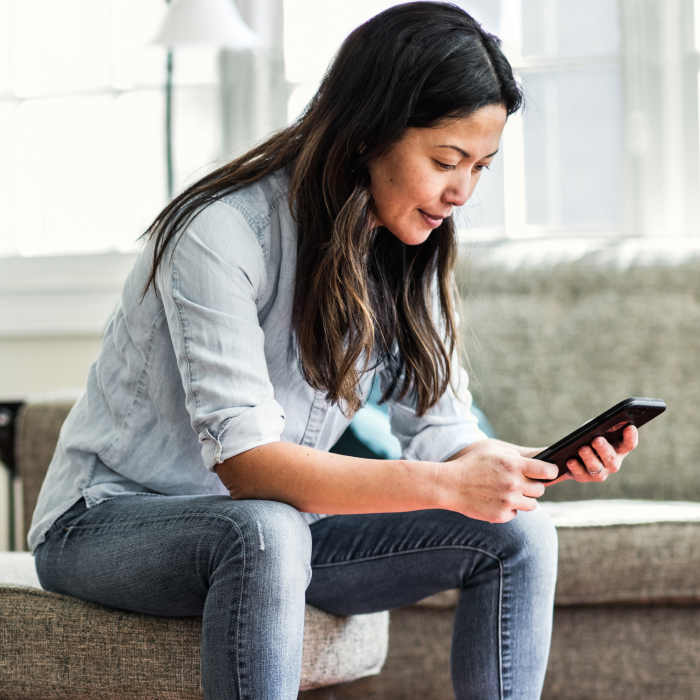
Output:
[424, 0, 623, 240]
[0, 0, 221, 258]
[284, 0, 700, 241]
[519, 0, 622, 235]
[3, 0, 699, 259]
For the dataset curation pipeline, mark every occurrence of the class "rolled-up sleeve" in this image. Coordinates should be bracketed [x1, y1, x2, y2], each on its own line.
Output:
[157, 200, 285, 470]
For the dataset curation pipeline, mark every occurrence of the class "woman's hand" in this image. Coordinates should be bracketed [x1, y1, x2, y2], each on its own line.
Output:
[443, 442, 559, 524]
[560, 424, 638, 484]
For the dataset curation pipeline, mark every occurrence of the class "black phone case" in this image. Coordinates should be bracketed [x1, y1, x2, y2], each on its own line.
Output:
[534, 397, 666, 481]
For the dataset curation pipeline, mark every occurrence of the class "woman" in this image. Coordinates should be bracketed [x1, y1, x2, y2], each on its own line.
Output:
[30, 4, 637, 699]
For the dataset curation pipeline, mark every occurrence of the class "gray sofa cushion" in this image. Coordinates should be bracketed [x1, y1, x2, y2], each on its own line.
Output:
[0, 552, 388, 698]
[550, 500, 700, 605]
[458, 248, 700, 502]
[416, 500, 700, 607]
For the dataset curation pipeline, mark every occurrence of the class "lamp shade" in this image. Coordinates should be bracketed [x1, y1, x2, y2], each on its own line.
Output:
[152, 0, 260, 49]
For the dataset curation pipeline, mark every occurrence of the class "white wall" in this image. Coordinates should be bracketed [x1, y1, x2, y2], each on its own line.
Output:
[0, 252, 135, 399]
[0, 335, 103, 401]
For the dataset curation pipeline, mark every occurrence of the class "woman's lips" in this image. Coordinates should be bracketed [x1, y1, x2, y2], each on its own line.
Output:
[419, 209, 445, 228]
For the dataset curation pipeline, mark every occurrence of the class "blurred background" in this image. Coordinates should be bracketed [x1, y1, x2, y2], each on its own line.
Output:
[1, 0, 699, 544]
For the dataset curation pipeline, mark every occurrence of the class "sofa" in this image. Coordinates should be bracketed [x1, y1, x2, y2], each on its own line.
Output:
[309, 238, 700, 700]
[4, 236, 700, 699]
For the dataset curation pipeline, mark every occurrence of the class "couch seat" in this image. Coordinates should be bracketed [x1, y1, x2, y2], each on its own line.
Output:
[546, 499, 700, 605]
[0, 552, 388, 699]
[417, 500, 700, 609]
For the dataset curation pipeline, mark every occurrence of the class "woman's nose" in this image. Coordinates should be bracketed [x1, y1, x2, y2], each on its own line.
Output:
[444, 174, 470, 207]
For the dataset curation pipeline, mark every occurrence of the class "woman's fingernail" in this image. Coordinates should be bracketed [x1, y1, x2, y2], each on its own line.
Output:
[581, 447, 590, 454]
[567, 460, 576, 467]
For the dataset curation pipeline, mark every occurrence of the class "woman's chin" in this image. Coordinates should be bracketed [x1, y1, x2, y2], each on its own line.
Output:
[386, 226, 434, 246]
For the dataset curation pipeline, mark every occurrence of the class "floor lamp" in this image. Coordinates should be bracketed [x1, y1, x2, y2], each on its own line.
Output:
[152, 0, 260, 200]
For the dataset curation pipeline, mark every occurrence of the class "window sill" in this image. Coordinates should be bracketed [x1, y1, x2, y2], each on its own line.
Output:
[0, 252, 139, 338]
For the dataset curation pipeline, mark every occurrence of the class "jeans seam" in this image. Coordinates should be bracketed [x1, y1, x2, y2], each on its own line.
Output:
[312, 544, 505, 700]
[311, 544, 502, 568]
[498, 556, 504, 700]
[63, 513, 246, 530]
[210, 517, 246, 700]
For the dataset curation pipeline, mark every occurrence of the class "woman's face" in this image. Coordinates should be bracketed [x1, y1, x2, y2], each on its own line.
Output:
[368, 105, 507, 245]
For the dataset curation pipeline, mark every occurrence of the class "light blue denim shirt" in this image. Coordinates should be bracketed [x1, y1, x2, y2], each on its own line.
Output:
[29, 167, 486, 553]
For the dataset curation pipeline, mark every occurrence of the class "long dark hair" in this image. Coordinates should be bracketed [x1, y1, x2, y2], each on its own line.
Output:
[142, 2, 521, 416]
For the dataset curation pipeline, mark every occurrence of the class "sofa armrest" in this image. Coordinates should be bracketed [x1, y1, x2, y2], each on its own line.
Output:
[16, 400, 77, 547]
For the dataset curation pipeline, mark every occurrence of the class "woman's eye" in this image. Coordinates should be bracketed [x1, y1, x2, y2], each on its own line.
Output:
[434, 160, 456, 170]
[475, 164, 491, 172]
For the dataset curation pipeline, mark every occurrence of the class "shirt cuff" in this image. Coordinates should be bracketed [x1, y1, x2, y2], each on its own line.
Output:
[402, 422, 488, 463]
[198, 399, 286, 470]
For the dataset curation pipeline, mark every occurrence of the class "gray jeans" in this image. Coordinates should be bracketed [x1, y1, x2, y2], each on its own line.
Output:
[35, 495, 557, 700]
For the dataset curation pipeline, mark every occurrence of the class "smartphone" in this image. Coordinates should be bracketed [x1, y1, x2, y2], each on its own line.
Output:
[534, 397, 666, 481]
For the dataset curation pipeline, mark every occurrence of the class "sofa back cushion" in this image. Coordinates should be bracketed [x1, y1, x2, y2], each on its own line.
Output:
[459, 247, 700, 502]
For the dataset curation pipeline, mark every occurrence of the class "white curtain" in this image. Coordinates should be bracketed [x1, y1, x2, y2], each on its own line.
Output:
[219, 0, 288, 159]
[620, 0, 700, 236]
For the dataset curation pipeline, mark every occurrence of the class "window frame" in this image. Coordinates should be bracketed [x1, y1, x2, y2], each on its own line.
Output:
[495, 0, 700, 242]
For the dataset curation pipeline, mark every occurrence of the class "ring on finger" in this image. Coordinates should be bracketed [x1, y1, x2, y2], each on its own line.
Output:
[587, 466, 604, 475]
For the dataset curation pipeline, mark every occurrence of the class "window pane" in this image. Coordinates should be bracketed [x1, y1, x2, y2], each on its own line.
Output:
[12, 92, 168, 257]
[15, 96, 120, 256]
[0, 1, 11, 95]
[10, 0, 112, 97]
[522, 0, 619, 57]
[522, 66, 622, 229]
[10, 87, 221, 257]
[458, 147, 506, 236]
[110, 0, 167, 89]
[108, 90, 166, 252]
[1, 0, 223, 258]
[457, 0, 500, 36]
[173, 85, 221, 191]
